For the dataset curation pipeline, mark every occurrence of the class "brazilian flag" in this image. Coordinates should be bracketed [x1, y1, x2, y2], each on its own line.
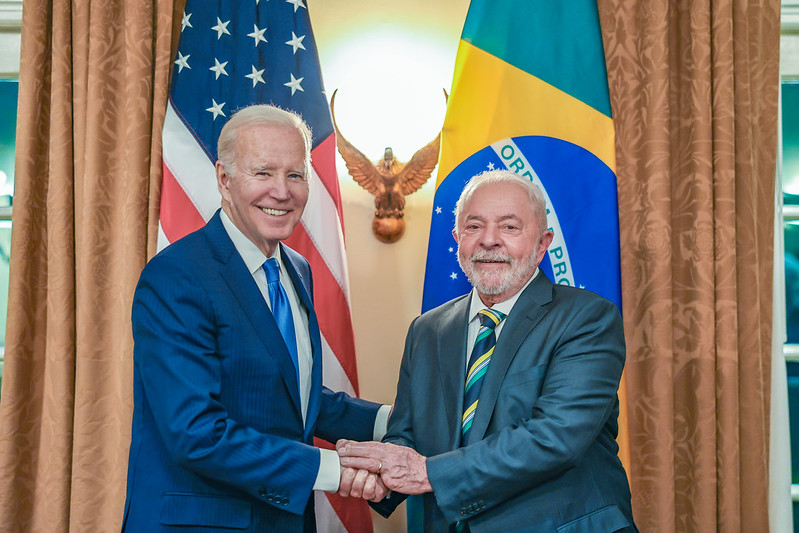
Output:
[421, 0, 620, 314]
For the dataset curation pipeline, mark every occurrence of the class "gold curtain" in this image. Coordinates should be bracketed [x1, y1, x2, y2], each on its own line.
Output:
[599, 0, 780, 531]
[0, 0, 180, 529]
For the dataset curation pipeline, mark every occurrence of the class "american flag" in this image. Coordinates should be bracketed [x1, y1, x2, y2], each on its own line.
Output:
[159, 1, 371, 531]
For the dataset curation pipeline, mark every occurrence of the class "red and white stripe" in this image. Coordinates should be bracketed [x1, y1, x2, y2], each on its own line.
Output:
[159, 100, 369, 532]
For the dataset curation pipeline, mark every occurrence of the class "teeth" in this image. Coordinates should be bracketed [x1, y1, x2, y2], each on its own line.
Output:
[262, 207, 288, 216]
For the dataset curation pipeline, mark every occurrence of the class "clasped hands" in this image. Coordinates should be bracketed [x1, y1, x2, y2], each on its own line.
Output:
[336, 439, 433, 502]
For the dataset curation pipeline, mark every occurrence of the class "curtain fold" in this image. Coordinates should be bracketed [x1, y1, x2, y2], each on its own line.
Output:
[0, 0, 178, 529]
[598, 0, 780, 531]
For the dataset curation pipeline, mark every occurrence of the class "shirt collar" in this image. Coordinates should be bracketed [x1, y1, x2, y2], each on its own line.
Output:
[219, 209, 284, 275]
[467, 268, 540, 322]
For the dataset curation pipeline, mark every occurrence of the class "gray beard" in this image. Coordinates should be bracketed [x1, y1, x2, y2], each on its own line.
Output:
[457, 247, 537, 296]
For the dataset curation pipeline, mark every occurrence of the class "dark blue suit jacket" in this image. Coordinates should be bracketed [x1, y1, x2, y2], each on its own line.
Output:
[374, 274, 636, 532]
[123, 211, 379, 532]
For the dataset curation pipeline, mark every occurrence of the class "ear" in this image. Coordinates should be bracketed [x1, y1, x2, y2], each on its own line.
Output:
[536, 230, 554, 264]
[452, 229, 459, 244]
[216, 161, 232, 203]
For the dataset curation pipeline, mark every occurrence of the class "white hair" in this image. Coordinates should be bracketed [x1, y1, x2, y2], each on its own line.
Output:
[453, 169, 548, 237]
[217, 104, 313, 177]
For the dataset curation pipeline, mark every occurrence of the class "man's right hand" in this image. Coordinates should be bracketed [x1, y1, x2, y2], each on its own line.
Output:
[336, 439, 433, 495]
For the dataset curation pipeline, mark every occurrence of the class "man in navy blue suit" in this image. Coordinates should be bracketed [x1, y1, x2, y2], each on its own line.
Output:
[338, 170, 636, 532]
[122, 104, 389, 532]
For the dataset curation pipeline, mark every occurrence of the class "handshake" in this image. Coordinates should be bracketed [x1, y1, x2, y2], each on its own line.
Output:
[335, 439, 433, 502]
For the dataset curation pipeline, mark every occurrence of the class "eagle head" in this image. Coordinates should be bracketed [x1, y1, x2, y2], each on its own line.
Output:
[380, 147, 395, 170]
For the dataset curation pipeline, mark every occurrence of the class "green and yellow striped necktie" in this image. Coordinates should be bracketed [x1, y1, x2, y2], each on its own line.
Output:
[461, 308, 505, 445]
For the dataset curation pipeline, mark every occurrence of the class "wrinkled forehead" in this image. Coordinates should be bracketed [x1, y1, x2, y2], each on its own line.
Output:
[234, 124, 306, 156]
[235, 122, 301, 144]
[463, 181, 534, 213]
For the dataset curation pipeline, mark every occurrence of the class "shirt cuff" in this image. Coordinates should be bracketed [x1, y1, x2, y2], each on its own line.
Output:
[313, 448, 341, 492]
[373, 404, 392, 441]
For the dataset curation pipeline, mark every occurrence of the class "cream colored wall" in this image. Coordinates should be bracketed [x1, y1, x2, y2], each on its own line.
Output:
[310, 0, 468, 399]
[340, 179, 435, 407]
[338, 182, 434, 533]
[310, 2, 469, 531]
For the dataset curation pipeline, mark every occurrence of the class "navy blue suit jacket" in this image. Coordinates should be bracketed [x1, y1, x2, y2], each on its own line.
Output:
[374, 274, 636, 532]
[123, 211, 379, 532]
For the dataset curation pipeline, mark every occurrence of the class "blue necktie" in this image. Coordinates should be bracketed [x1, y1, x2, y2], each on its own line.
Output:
[461, 308, 505, 446]
[264, 258, 299, 384]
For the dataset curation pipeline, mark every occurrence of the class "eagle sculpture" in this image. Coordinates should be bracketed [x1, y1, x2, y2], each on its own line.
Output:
[330, 89, 441, 243]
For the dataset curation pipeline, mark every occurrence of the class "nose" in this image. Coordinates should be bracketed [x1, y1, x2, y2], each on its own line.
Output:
[479, 224, 501, 248]
[269, 175, 292, 200]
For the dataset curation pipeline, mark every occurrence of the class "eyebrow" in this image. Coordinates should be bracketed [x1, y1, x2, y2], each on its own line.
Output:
[464, 213, 521, 222]
[247, 164, 305, 175]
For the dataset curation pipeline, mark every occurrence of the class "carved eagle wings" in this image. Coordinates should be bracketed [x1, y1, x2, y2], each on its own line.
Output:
[330, 89, 441, 222]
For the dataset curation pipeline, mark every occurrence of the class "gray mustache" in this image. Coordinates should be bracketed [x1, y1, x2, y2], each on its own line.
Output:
[470, 250, 512, 263]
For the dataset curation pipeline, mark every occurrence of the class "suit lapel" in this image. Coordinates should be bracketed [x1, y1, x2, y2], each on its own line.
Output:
[204, 213, 303, 418]
[436, 295, 470, 450]
[280, 244, 322, 441]
[469, 274, 554, 442]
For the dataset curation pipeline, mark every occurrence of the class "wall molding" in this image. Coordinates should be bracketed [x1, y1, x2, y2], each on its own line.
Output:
[785, 1, 799, 33]
[0, 1, 21, 32]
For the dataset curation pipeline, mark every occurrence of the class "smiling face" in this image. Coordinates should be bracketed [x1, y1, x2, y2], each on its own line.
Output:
[454, 181, 553, 306]
[216, 122, 309, 257]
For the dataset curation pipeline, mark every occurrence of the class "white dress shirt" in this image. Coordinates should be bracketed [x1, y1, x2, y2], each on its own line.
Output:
[465, 268, 540, 367]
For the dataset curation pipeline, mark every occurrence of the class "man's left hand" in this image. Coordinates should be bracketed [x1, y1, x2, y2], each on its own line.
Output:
[336, 440, 433, 495]
[338, 467, 388, 502]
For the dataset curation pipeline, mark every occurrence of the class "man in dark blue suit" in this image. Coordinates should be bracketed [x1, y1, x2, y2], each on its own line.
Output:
[123, 104, 389, 532]
[338, 170, 636, 532]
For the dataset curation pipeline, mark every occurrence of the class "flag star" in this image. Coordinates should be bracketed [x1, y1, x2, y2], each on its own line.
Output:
[450, 272, 458, 280]
[245, 65, 266, 87]
[286, 0, 306, 12]
[209, 58, 229, 79]
[285, 32, 306, 54]
[247, 24, 268, 46]
[181, 12, 192, 32]
[284, 73, 304, 95]
[435, 206, 442, 214]
[448, 247, 454, 253]
[211, 17, 231, 39]
[487, 161, 495, 170]
[206, 98, 226, 120]
[174, 51, 191, 73]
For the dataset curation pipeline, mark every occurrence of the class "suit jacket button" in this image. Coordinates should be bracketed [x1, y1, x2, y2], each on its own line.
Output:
[259, 489, 267, 498]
